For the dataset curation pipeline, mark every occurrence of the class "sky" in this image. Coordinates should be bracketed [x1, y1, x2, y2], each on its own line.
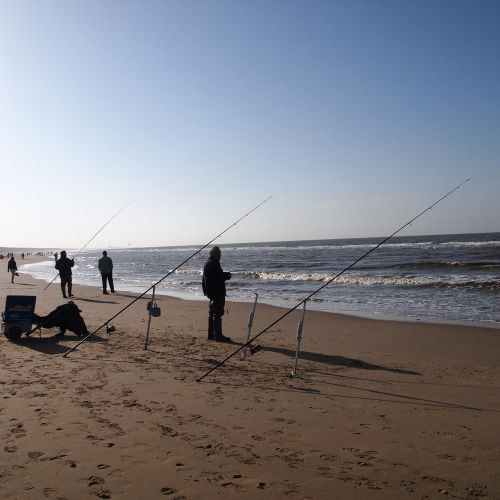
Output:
[1, 0, 499, 249]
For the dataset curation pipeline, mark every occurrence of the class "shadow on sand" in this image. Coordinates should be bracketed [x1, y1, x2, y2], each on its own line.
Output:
[236, 343, 421, 376]
[9, 333, 107, 355]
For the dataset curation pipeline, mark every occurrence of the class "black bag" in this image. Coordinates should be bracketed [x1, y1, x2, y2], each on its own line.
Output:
[34, 301, 88, 337]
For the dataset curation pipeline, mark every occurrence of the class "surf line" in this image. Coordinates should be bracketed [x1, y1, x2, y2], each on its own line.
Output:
[196, 179, 471, 383]
[62, 195, 273, 357]
[44, 202, 133, 291]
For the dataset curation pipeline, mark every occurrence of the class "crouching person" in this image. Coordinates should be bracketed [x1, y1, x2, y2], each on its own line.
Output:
[34, 302, 88, 338]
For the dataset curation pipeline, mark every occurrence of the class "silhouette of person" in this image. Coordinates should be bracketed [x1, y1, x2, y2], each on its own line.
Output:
[55, 250, 74, 298]
[98, 250, 115, 295]
[7, 255, 17, 283]
[202, 246, 231, 342]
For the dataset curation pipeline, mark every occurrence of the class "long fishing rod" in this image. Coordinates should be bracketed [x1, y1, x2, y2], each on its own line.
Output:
[44, 202, 133, 291]
[197, 179, 471, 382]
[62, 195, 272, 357]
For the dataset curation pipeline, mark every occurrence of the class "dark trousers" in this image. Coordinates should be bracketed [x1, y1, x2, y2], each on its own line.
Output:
[101, 273, 115, 293]
[208, 296, 225, 339]
[60, 276, 72, 298]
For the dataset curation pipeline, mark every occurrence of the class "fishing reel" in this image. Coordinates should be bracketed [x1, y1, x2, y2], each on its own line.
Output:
[147, 300, 161, 317]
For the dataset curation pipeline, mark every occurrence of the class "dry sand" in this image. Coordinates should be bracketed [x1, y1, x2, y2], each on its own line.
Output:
[1, 254, 499, 499]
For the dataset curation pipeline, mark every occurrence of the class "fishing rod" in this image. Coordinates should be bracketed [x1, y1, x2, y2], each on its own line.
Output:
[196, 179, 471, 382]
[62, 195, 273, 357]
[44, 202, 133, 291]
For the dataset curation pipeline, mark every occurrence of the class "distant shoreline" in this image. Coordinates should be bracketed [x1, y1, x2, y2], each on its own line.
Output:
[2, 230, 500, 253]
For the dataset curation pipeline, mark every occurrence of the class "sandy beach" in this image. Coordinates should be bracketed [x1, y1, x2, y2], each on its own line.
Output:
[0, 254, 499, 499]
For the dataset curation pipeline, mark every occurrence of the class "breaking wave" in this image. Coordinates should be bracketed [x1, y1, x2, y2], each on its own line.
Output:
[236, 270, 500, 289]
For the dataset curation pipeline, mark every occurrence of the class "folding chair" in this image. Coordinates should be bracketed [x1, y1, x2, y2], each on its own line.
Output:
[1, 295, 37, 341]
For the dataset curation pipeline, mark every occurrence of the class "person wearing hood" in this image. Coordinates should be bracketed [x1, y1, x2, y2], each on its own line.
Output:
[55, 250, 74, 298]
[202, 246, 232, 342]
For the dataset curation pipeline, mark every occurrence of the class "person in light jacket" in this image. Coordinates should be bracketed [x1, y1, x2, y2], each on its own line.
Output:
[98, 250, 115, 295]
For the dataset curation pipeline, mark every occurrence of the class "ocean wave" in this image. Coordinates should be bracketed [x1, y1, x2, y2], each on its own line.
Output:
[439, 240, 500, 248]
[373, 261, 500, 271]
[235, 270, 500, 289]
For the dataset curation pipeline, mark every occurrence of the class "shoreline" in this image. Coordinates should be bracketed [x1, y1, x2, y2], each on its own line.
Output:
[19, 256, 500, 331]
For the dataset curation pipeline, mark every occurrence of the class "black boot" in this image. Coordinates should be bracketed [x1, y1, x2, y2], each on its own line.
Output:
[213, 317, 231, 343]
[208, 316, 214, 340]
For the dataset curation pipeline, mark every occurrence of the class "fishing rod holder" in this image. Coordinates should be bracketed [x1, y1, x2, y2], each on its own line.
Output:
[242, 293, 259, 358]
[144, 285, 160, 350]
[290, 300, 307, 378]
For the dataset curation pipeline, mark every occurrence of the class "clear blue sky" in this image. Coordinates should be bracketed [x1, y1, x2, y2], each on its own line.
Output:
[1, 0, 499, 248]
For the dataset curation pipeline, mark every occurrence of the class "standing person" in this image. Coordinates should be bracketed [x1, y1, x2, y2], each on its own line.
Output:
[55, 250, 74, 298]
[202, 246, 231, 342]
[98, 250, 115, 295]
[7, 255, 17, 283]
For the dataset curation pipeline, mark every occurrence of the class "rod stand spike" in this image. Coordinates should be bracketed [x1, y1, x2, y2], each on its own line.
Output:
[290, 300, 307, 378]
[242, 293, 259, 358]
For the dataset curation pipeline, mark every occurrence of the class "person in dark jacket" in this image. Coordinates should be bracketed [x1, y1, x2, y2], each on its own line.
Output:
[55, 250, 74, 298]
[98, 250, 115, 294]
[202, 246, 231, 342]
[7, 256, 17, 283]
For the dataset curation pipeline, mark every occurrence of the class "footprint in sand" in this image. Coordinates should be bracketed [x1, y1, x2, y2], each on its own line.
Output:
[221, 481, 244, 491]
[467, 483, 488, 497]
[160, 486, 177, 495]
[250, 434, 265, 441]
[28, 451, 44, 459]
[87, 435, 105, 442]
[88, 476, 105, 487]
[91, 489, 112, 499]
[10, 423, 26, 437]
[318, 466, 333, 478]
[159, 424, 179, 437]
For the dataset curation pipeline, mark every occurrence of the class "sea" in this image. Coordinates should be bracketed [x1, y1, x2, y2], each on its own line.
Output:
[18, 232, 500, 328]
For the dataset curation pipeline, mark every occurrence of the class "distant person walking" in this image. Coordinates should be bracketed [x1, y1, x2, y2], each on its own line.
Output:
[202, 246, 231, 342]
[98, 251, 115, 295]
[55, 250, 74, 298]
[7, 256, 17, 283]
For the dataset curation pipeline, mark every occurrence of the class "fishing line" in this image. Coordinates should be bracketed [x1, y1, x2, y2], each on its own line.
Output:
[62, 196, 272, 357]
[196, 179, 471, 382]
[44, 202, 133, 291]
